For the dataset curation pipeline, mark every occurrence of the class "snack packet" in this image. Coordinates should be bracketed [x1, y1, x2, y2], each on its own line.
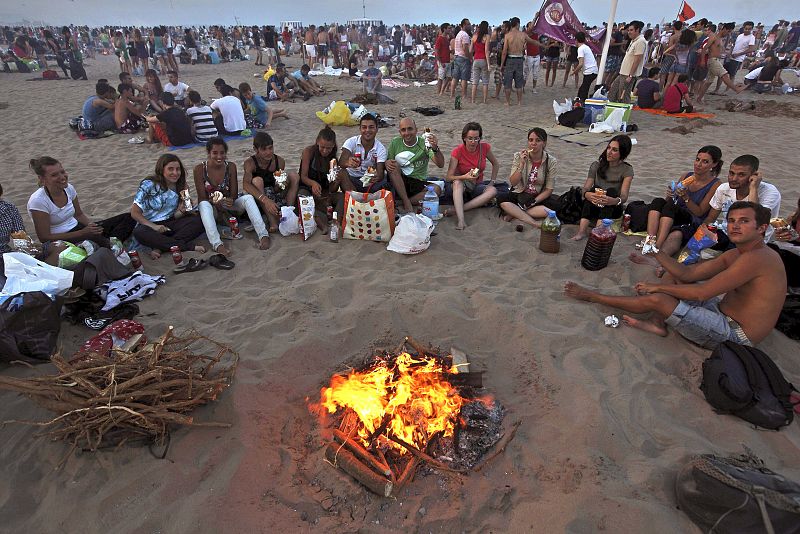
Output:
[678, 224, 718, 264]
[274, 169, 287, 191]
[58, 241, 88, 268]
[641, 234, 659, 255]
[328, 159, 339, 183]
[298, 196, 317, 240]
[360, 167, 376, 187]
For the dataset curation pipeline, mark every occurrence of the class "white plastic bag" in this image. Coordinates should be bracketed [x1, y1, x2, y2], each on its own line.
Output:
[589, 107, 625, 133]
[350, 104, 368, 122]
[552, 98, 572, 118]
[1, 252, 73, 299]
[592, 86, 608, 99]
[278, 206, 300, 236]
[387, 214, 434, 254]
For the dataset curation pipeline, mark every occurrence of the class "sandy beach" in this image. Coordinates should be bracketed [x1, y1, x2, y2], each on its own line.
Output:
[0, 53, 798, 533]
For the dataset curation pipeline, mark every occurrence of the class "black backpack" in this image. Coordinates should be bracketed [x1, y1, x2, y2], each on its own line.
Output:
[623, 200, 649, 233]
[557, 107, 586, 127]
[676, 451, 800, 534]
[552, 186, 585, 225]
[700, 341, 796, 430]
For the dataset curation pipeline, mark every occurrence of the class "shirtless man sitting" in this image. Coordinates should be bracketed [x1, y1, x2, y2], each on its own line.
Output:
[565, 201, 786, 348]
[115, 83, 147, 133]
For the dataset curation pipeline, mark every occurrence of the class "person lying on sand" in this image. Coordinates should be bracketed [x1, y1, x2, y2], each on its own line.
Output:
[565, 201, 786, 348]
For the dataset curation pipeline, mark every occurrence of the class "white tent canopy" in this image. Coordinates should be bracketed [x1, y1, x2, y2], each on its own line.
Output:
[347, 18, 383, 27]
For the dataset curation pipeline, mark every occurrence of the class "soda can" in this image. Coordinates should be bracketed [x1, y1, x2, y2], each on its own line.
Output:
[707, 223, 718, 232]
[622, 214, 631, 233]
[327, 205, 333, 221]
[128, 250, 143, 269]
[228, 217, 240, 238]
[170, 246, 183, 265]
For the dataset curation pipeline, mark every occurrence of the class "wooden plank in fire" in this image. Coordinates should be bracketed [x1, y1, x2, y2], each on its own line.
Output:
[325, 443, 393, 497]
[450, 347, 470, 373]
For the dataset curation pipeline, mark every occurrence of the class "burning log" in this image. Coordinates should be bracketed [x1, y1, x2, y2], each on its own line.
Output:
[332, 429, 392, 478]
[443, 371, 483, 388]
[386, 434, 467, 474]
[325, 443, 393, 497]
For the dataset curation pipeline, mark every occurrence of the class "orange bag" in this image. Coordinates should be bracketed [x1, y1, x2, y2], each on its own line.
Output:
[342, 190, 395, 242]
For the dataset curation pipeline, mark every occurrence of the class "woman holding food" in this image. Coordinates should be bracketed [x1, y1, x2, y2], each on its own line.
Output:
[445, 122, 499, 230]
[572, 135, 634, 241]
[642, 145, 722, 256]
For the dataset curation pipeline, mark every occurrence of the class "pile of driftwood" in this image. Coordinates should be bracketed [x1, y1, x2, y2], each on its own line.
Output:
[323, 336, 520, 497]
[0, 326, 237, 464]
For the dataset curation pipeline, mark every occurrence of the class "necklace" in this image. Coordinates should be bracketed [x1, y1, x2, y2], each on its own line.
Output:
[403, 137, 417, 148]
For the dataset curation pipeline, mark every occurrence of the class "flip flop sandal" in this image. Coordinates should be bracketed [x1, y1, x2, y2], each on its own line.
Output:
[173, 258, 208, 274]
[62, 287, 86, 303]
[209, 253, 235, 270]
[85, 317, 113, 330]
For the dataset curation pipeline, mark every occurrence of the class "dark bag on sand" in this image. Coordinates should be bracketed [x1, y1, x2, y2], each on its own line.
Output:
[0, 291, 61, 363]
[700, 341, 796, 430]
[551, 186, 585, 225]
[558, 107, 586, 127]
[776, 294, 800, 340]
[72, 248, 133, 291]
[676, 452, 800, 534]
[623, 200, 649, 233]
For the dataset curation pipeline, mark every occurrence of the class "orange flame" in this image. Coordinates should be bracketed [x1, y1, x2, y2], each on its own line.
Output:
[319, 353, 464, 453]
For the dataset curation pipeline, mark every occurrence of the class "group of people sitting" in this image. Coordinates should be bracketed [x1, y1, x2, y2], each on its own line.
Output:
[2, 112, 797, 349]
[76, 65, 328, 144]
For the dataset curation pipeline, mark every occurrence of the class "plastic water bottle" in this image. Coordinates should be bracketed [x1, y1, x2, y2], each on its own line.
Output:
[538, 209, 561, 253]
[581, 219, 617, 271]
[421, 185, 439, 220]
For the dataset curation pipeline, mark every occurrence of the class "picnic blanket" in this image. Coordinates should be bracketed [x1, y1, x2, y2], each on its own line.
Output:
[382, 79, 410, 88]
[634, 106, 715, 119]
[168, 131, 254, 151]
[557, 131, 618, 147]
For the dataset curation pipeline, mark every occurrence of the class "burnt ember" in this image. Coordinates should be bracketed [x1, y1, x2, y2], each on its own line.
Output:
[433, 400, 505, 471]
[311, 337, 511, 496]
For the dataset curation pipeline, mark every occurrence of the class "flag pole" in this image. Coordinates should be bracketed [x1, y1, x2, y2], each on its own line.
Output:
[677, 0, 684, 21]
[595, 0, 618, 87]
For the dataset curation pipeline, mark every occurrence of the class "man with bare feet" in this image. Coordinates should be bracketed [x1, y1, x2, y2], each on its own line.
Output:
[501, 17, 538, 106]
[566, 202, 786, 348]
[697, 24, 744, 103]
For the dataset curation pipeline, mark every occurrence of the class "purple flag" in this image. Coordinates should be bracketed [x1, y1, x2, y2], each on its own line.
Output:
[532, 0, 606, 53]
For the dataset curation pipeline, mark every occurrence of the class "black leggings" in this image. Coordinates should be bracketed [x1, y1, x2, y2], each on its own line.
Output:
[648, 197, 694, 226]
[581, 187, 623, 221]
[68, 212, 136, 248]
[132, 215, 205, 252]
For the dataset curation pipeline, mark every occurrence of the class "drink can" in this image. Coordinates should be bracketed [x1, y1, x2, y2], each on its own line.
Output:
[352, 152, 362, 167]
[228, 217, 240, 238]
[170, 246, 183, 265]
[327, 205, 333, 221]
[622, 214, 631, 233]
[707, 223, 718, 232]
[128, 250, 143, 269]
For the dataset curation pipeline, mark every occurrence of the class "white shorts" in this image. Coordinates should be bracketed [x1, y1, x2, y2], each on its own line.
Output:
[305, 44, 317, 58]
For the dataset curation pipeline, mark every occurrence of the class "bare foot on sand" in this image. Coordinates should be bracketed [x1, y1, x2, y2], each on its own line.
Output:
[564, 281, 595, 301]
[622, 315, 668, 336]
[628, 252, 659, 266]
[149, 249, 162, 260]
[501, 214, 513, 222]
[194, 245, 206, 254]
[258, 236, 271, 250]
[214, 243, 231, 256]
[456, 221, 467, 230]
[571, 232, 587, 241]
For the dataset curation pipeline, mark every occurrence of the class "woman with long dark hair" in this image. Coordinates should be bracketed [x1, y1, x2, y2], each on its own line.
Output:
[470, 21, 491, 104]
[640, 146, 722, 256]
[572, 135, 634, 240]
[131, 154, 205, 259]
[299, 126, 339, 215]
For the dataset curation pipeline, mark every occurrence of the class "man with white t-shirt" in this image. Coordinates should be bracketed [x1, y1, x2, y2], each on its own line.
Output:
[210, 86, 246, 135]
[722, 21, 756, 91]
[572, 32, 598, 101]
[163, 70, 191, 107]
[704, 154, 781, 248]
[337, 113, 388, 193]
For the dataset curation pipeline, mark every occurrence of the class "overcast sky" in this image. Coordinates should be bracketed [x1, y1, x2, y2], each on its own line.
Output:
[1, 0, 793, 27]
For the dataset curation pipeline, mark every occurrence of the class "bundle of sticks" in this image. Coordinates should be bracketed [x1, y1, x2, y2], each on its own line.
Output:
[323, 336, 519, 497]
[0, 326, 238, 464]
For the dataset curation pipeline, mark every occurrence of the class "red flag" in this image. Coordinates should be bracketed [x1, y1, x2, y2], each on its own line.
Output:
[678, 1, 696, 22]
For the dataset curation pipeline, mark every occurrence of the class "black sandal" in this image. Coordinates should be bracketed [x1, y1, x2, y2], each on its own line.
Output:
[208, 254, 235, 270]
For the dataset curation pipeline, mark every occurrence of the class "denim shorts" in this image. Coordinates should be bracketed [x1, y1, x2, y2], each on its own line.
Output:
[452, 56, 471, 81]
[665, 297, 752, 349]
[503, 56, 524, 89]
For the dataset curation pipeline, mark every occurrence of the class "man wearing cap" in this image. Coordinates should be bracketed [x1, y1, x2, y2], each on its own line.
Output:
[385, 118, 445, 213]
